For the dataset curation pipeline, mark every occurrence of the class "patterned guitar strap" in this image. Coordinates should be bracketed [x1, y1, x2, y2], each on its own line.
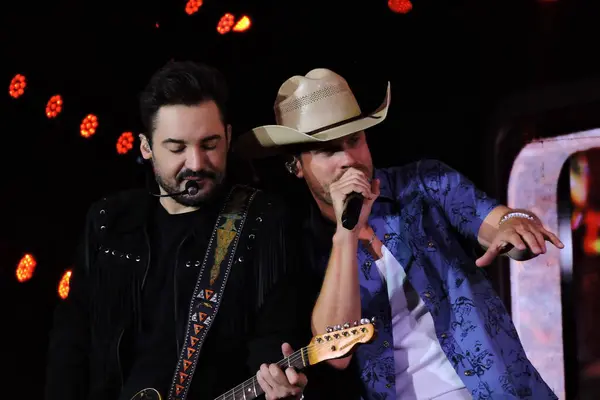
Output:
[167, 184, 259, 400]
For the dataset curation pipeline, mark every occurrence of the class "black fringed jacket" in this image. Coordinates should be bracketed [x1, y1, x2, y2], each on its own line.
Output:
[43, 185, 326, 400]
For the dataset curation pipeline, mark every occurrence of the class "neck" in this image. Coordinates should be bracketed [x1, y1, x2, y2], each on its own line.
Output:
[159, 196, 199, 215]
[213, 347, 309, 400]
[311, 193, 337, 224]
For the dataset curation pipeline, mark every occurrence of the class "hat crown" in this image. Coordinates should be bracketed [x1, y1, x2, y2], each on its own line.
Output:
[274, 68, 362, 133]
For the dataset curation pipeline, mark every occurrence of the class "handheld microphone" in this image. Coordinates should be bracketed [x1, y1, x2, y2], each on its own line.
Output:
[151, 180, 200, 198]
[341, 192, 364, 230]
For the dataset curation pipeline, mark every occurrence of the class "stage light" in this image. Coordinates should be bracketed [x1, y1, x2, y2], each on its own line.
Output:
[9, 74, 27, 99]
[80, 114, 98, 138]
[185, 0, 203, 15]
[388, 0, 413, 14]
[233, 16, 251, 32]
[16, 253, 37, 283]
[117, 131, 135, 154]
[217, 13, 235, 34]
[46, 95, 63, 118]
[58, 269, 72, 300]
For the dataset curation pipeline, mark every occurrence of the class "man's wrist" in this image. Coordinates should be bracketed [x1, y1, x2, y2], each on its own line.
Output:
[333, 227, 359, 244]
[498, 209, 539, 227]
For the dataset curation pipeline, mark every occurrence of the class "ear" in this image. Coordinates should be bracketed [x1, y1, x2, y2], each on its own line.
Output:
[226, 124, 232, 149]
[294, 156, 303, 179]
[139, 134, 152, 160]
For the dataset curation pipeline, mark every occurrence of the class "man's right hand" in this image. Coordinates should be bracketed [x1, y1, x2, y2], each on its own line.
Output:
[329, 168, 380, 232]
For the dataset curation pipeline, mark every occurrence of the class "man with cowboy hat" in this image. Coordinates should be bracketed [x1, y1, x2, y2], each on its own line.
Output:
[234, 68, 563, 399]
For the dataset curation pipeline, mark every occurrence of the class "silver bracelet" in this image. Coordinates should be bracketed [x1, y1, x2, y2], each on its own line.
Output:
[499, 211, 534, 226]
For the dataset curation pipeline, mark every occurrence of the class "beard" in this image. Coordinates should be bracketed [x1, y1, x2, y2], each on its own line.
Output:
[155, 166, 225, 207]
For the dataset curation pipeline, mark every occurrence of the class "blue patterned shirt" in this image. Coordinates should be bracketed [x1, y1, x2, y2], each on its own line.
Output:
[352, 159, 557, 399]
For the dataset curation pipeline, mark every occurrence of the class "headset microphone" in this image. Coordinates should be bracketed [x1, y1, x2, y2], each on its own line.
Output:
[150, 180, 200, 198]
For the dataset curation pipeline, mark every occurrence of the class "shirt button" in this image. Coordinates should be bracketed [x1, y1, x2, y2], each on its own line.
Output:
[383, 341, 390, 348]
[384, 233, 391, 239]
[428, 241, 434, 247]
[464, 370, 474, 376]
[440, 333, 448, 338]
[386, 384, 392, 388]
[423, 291, 432, 298]
[365, 261, 371, 266]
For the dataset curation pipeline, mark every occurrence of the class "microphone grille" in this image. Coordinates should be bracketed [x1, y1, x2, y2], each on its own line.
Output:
[185, 180, 200, 196]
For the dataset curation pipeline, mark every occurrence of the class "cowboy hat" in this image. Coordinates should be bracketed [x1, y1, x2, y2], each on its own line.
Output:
[233, 68, 391, 159]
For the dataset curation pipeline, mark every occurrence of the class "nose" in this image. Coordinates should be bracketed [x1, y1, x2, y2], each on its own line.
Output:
[339, 149, 358, 170]
[186, 147, 205, 171]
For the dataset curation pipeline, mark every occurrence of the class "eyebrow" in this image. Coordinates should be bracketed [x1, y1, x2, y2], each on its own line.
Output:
[161, 134, 222, 145]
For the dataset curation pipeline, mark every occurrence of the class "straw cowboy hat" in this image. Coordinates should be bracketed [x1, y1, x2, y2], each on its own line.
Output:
[233, 68, 391, 158]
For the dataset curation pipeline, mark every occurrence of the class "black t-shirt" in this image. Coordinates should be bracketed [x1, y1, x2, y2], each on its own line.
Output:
[119, 202, 215, 399]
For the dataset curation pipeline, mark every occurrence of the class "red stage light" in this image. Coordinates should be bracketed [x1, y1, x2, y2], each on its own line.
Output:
[16, 254, 36, 282]
[217, 13, 235, 34]
[117, 131, 135, 154]
[388, 0, 413, 14]
[185, 0, 203, 15]
[46, 95, 63, 118]
[58, 270, 72, 300]
[233, 16, 251, 32]
[80, 114, 98, 138]
[9, 74, 27, 99]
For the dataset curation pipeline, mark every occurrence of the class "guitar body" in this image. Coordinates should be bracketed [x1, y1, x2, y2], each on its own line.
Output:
[130, 387, 162, 400]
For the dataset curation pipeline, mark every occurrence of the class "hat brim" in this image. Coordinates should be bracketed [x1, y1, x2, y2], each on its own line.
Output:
[234, 82, 391, 159]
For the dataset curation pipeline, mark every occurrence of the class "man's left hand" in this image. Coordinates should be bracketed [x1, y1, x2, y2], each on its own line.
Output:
[476, 216, 564, 267]
[256, 343, 307, 400]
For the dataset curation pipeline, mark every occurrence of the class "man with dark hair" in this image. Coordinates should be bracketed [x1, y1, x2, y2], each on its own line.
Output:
[44, 60, 308, 400]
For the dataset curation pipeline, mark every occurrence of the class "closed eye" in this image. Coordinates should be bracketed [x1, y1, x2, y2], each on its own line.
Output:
[202, 137, 220, 150]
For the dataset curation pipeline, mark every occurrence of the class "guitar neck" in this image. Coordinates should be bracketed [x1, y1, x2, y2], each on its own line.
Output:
[214, 346, 310, 400]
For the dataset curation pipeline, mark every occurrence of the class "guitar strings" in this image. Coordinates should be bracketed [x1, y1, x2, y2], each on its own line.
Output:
[216, 335, 359, 400]
[216, 342, 318, 400]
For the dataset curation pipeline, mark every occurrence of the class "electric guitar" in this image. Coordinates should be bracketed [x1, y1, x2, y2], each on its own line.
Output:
[131, 319, 376, 400]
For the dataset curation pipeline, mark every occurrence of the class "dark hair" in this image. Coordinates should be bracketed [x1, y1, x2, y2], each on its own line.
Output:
[139, 60, 229, 142]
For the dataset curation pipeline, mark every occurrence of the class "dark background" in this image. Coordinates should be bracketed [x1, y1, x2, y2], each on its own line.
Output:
[2, 0, 600, 396]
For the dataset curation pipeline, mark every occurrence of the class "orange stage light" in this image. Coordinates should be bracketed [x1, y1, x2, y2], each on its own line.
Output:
[58, 270, 72, 300]
[46, 95, 63, 118]
[9, 74, 27, 99]
[16, 253, 37, 282]
[388, 0, 413, 14]
[217, 13, 235, 34]
[233, 16, 251, 32]
[117, 131, 135, 154]
[80, 114, 98, 138]
[185, 0, 203, 15]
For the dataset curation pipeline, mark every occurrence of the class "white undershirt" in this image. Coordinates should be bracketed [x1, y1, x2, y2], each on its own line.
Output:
[373, 245, 472, 400]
